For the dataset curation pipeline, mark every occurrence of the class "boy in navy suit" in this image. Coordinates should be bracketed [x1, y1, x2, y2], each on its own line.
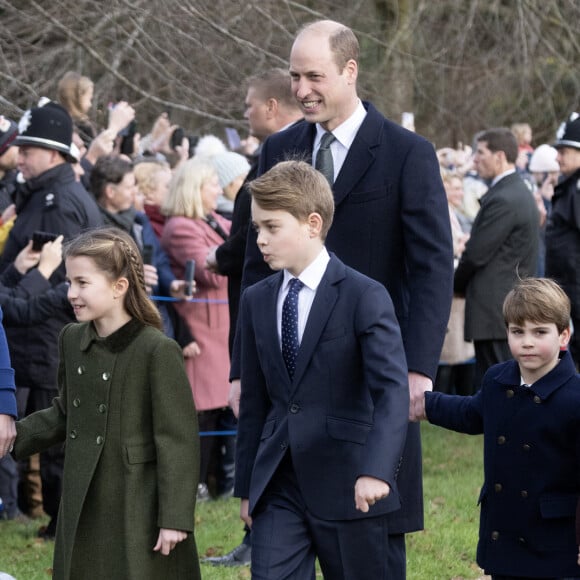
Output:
[234, 160, 410, 579]
[419, 278, 580, 580]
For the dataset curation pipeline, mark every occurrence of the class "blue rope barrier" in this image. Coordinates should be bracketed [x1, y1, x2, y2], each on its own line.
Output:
[151, 295, 228, 304]
[199, 430, 237, 437]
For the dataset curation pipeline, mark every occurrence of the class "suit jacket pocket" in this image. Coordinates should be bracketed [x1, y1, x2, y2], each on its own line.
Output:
[327, 416, 372, 445]
[539, 493, 577, 519]
[347, 187, 388, 204]
[126, 442, 157, 464]
[260, 418, 276, 440]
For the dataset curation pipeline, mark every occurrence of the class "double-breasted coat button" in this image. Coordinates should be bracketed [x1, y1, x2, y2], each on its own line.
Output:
[533, 395, 541, 404]
[521, 490, 528, 498]
[494, 483, 502, 492]
[102, 372, 111, 381]
[70, 430, 77, 439]
[73, 398, 81, 408]
[96, 436, 104, 445]
[98, 404, 107, 414]
[289, 403, 300, 414]
[518, 537, 526, 544]
[522, 443, 531, 452]
[506, 389, 514, 398]
[497, 435, 506, 445]
[491, 531, 499, 540]
[77, 366, 85, 375]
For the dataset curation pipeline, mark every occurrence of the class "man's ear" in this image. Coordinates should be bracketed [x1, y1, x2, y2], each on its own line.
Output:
[344, 59, 358, 85]
[266, 98, 279, 119]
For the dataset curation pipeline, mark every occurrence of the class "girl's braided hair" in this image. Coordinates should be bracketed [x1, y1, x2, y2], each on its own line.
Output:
[64, 227, 163, 330]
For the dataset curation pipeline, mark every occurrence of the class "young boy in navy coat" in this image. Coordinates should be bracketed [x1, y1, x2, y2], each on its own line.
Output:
[420, 278, 580, 579]
[234, 160, 410, 579]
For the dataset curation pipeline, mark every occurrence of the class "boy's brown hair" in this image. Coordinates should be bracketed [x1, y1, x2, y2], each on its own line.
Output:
[249, 160, 335, 240]
[503, 277, 570, 333]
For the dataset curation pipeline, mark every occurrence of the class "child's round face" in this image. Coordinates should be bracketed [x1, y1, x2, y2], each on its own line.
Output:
[251, 200, 320, 277]
[507, 320, 570, 383]
[66, 255, 123, 328]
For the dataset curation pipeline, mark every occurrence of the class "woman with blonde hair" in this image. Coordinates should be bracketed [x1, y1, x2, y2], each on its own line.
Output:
[134, 160, 173, 239]
[161, 156, 231, 500]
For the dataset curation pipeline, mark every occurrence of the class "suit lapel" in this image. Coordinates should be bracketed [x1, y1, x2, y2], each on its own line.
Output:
[333, 102, 382, 206]
[291, 257, 345, 389]
[258, 273, 291, 387]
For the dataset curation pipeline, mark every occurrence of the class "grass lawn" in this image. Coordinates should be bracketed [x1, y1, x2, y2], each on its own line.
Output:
[0, 423, 485, 579]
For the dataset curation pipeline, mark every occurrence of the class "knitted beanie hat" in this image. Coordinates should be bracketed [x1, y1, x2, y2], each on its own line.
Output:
[211, 151, 250, 189]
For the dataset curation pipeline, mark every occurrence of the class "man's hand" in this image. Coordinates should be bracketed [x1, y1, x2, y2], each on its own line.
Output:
[84, 128, 116, 165]
[408, 371, 432, 422]
[0, 414, 16, 457]
[354, 476, 390, 513]
[240, 498, 252, 529]
[205, 246, 219, 273]
[229, 379, 241, 418]
[14, 240, 41, 274]
[153, 528, 187, 556]
[37, 235, 64, 280]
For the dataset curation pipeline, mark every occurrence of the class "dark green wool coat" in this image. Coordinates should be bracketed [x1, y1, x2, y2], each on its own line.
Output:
[14, 319, 201, 580]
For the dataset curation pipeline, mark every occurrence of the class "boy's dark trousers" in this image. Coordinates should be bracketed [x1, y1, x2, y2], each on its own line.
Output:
[250, 452, 391, 580]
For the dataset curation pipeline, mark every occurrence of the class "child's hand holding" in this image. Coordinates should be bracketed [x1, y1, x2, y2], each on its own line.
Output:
[354, 476, 390, 513]
[153, 528, 187, 556]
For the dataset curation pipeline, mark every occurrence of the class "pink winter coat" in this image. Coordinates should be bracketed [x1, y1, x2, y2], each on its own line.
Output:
[161, 213, 231, 411]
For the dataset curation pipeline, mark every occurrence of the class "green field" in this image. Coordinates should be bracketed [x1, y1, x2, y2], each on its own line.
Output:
[0, 423, 485, 579]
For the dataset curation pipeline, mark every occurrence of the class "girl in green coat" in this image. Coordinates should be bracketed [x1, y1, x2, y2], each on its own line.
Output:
[14, 228, 201, 580]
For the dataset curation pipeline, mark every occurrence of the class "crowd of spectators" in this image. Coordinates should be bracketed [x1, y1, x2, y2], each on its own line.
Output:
[0, 62, 579, 574]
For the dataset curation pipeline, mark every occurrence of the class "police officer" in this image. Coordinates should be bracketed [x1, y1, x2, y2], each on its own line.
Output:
[545, 113, 580, 366]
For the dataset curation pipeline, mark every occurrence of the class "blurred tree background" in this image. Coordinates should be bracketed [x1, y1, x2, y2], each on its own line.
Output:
[1, 0, 578, 146]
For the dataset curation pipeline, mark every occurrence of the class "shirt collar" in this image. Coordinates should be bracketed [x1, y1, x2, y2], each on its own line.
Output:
[314, 100, 367, 150]
[491, 168, 516, 188]
[282, 247, 330, 292]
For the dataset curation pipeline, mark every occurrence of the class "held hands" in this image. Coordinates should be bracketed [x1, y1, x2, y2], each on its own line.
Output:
[153, 528, 187, 556]
[354, 476, 390, 513]
[0, 414, 16, 458]
[408, 371, 432, 422]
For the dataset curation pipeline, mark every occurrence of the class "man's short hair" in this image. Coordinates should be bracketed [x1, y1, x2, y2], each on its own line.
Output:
[476, 128, 519, 164]
[90, 155, 133, 200]
[503, 277, 570, 333]
[249, 160, 335, 240]
[246, 68, 296, 109]
[299, 21, 359, 72]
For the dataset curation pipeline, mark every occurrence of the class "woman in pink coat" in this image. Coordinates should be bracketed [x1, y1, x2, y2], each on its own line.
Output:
[161, 157, 231, 499]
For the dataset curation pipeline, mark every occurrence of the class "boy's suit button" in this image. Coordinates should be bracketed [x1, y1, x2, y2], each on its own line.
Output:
[533, 395, 541, 404]
[491, 531, 499, 541]
[505, 389, 514, 398]
[289, 403, 300, 414]
[494, 483, 502, 492]
[497, 436, 506, 445]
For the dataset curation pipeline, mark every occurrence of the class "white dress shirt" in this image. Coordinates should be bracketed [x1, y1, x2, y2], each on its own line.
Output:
[312, 100, 367, 181]
[277, 248, 331, 347]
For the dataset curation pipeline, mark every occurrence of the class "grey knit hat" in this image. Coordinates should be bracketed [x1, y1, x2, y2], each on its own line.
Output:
[211, 151, 251, 189]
